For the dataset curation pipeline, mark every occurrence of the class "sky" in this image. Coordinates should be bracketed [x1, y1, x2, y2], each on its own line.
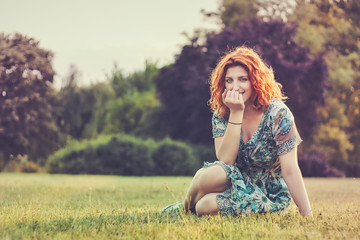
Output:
[0, 0, 219, 88]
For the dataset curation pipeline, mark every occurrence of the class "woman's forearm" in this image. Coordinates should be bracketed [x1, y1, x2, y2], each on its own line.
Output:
[216, 111, 243, 165]
[282, 167, 313, 217]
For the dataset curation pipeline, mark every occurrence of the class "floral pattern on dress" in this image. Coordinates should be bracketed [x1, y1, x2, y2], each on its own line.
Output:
[206, 98, 302, 216]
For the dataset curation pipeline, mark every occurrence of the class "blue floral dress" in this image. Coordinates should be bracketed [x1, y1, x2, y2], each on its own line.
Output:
[205, 98, 302, 216]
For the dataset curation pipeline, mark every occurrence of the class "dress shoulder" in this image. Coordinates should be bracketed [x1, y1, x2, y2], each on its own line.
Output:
[212, 112, 227, 138]
[268, 98, 302, 155]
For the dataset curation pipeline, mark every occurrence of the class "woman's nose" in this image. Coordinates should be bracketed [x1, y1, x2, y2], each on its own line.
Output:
[233, 82, 240, 91]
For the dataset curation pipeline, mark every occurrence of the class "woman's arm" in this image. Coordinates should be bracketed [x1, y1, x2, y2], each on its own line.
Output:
[280, 147, 313, 217]
[214, 111, 243, 165]
[214, 90, 244, 165]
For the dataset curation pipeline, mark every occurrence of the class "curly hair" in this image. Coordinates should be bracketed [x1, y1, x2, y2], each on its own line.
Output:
[208, 46, 286, 117]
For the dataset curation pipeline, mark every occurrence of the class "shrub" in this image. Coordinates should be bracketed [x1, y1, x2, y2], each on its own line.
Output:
[298, 150, 344, 177]
[3, 154, 42, 173]
[47, 136, 109, 174]
[47, 134, 202, 176]
[95, 135, 155, 175]
[151, 138, 200, 176]
[192, 144, 217, 165]
[47, 134, 156, 175]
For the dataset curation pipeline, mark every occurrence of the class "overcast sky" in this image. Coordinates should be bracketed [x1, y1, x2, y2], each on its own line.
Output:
[0, 0, 218, 87]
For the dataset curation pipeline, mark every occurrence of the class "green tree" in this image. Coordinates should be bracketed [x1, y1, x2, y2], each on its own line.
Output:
[0, 33, 59, 166]
[219, 0, 258, 28]
[103, 91, 166, 138]
[55, 65, 115, 140]
[205, 0, 297, 29]
[103, 61, 168, 139]
[110, 60, 158, 98]
[312, 97, 354, 170]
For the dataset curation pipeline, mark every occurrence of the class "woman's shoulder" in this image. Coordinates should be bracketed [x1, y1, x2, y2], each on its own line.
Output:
[212, 111, 227, 125]
[266, 98, 294, 122]
[267, 98, 291, 114]
[269, 97, 287, 108]
[211, 111, 228, 138]
[212, 111, 223, 120]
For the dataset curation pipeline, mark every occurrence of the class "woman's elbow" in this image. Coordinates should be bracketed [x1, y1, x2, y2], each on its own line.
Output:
[281, 165, 301, 179]
[216, 153, 235, 165]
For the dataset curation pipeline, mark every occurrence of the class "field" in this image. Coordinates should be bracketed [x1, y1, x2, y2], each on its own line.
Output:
[0, 173, 359, 239]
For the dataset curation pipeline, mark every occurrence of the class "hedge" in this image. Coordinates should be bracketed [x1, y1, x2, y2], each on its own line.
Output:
[47, 134, 202, 176]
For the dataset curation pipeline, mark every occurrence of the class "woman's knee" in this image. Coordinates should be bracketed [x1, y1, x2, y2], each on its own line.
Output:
[195, 194, 219, 216]
[193, 168, 204, 181]
[197, 165, 229, 191]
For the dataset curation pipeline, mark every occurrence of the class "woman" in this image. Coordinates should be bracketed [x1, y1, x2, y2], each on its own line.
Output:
[161, 46, 312, 217]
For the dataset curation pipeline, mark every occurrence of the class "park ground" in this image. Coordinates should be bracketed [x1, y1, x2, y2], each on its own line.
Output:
[0, 173, 359, 239]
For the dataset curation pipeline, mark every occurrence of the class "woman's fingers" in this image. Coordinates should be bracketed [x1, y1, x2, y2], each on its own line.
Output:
[225, 90, 239, 102]
[233, 91, 239, 100]
[227, 90, 233, 99]
[237, 92, 243, 102]
[223, 90, 245, 111]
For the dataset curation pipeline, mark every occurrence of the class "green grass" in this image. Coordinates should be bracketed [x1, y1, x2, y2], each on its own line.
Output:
[0, 173, 359, 239]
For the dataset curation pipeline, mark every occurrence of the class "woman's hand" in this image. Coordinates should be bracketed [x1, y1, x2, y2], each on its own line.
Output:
[222, 89, 245, 113]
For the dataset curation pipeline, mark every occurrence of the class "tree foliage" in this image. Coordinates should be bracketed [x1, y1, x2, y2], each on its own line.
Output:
[103, 91, 166, 138]
[110, 61, 158, 98]
[155, 43, 213, 144]
[291, 0, 360, 175]
[103, 61, 167, 139]
[0, 33, 58, 164]
[54, 65, 115, 140]
[205, 0, 297, 29]
[218, 0, 258, 28]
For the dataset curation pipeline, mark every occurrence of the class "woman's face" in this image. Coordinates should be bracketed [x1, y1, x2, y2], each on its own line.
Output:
[224, 65, 253, 105]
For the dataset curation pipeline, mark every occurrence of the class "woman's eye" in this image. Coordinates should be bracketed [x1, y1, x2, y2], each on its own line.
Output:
[226, 78, 232, 83]
[240, 78, 248, 81]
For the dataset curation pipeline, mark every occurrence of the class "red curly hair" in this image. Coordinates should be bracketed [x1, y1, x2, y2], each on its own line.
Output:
[208, 46, 286, 117]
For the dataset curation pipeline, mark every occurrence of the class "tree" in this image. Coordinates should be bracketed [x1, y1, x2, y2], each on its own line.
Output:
[103, 91, 166, 138]
[155, 43, 213, 144]
[203, 0, 297, 29]
[155, 19, 328, 145]
[218, 0, 259, 28]
[55, 65, 115, 140]
[0, 33, 59, 166]
[103, 61, 168, 139]
[291, 0, 360, 176]
[110, 60, 158, 98]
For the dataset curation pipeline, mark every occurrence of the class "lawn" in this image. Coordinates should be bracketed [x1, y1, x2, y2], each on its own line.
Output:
[0, 173, 359, 239]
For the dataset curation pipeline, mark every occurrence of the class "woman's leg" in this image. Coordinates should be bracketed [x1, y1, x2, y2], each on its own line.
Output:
[183, 164, 230, 212]
[195, 193, 221, 216]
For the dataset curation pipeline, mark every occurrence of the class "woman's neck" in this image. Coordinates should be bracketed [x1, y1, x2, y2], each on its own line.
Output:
[244, 104, 264, 117]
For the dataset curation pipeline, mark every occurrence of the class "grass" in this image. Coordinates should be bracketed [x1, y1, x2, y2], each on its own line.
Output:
[0, 173, 359, 239]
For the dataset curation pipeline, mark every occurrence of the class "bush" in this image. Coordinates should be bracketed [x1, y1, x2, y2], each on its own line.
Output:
[95, 135, 156, 175]
[151, 138, 200, 176]
[47, 135, 156, 175]
[298, 150, 344, 177]
[3, 154, 43, 173]
[47, 135, 95, 174]
[47, 134, 200, 176]
[192, 144, 217, 165]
